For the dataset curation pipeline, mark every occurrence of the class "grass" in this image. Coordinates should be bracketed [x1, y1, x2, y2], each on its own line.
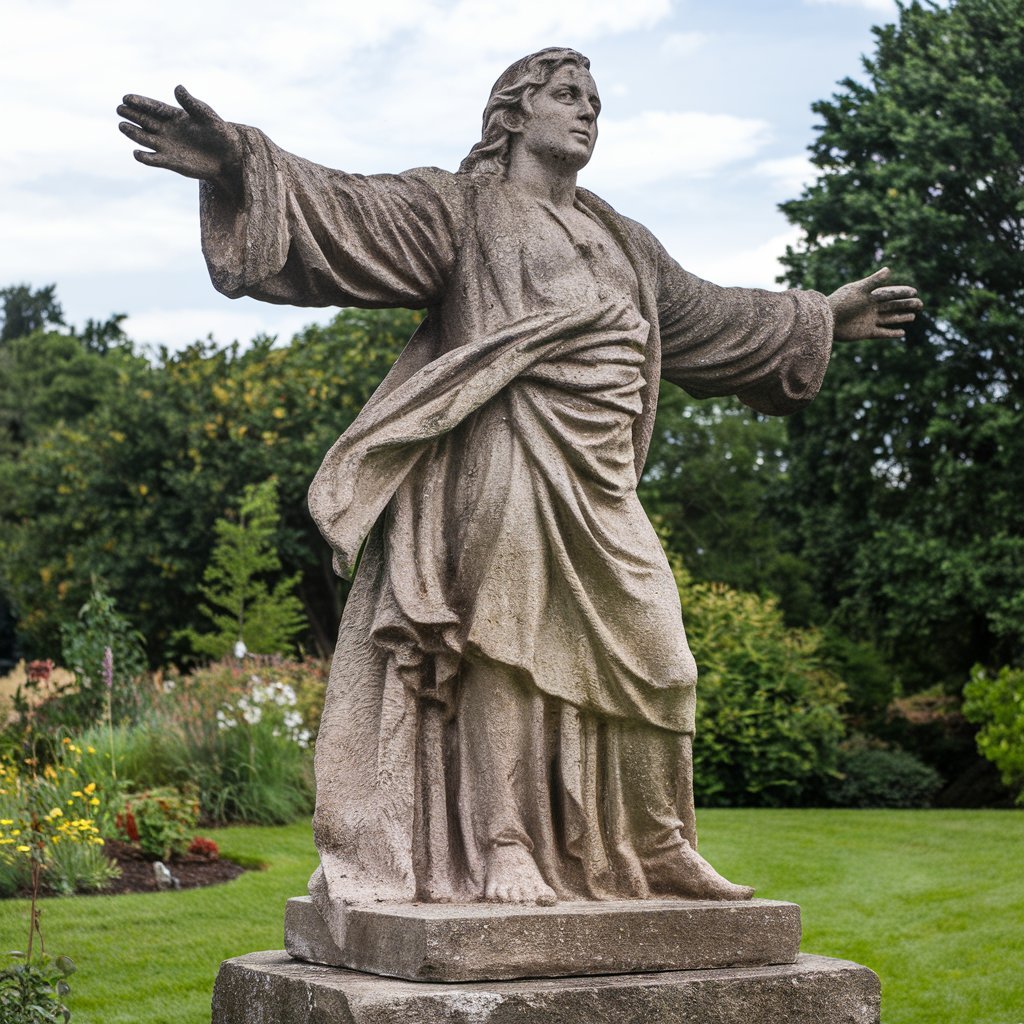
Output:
[698, 809, 1024, 1024]
[0, 810, 1021, 1023]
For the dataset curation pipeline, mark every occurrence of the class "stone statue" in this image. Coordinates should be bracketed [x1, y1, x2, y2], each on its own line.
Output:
[119, 48, 920, 937]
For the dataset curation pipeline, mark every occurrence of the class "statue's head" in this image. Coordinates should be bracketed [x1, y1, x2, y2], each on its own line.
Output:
[459, 47, 597, 177]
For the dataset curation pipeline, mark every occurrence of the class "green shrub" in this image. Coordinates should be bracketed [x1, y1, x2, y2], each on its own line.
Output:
[963, 664, 1024, 805]
[828, 743, 942, 808]
[674, 563, 848, 806]
[0, 953, 76, 1024]
[117, 786, 199, 861]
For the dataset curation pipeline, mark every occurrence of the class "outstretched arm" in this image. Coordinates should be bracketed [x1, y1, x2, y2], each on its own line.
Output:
[117, 86, 242, 198]
[828, 267, 923, 341]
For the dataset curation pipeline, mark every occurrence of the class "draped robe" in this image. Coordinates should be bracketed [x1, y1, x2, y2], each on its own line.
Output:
[199, 126, 834, 937]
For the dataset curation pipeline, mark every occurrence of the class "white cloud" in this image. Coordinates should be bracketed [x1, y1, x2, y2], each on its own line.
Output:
[124, 305, 337, 353]
[693, 227, 805, 290]
[584, 111, 771, 191]
[753, 154, 817, 195]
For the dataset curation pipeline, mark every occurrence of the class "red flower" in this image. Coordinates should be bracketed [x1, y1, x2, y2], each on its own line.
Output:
[117, 810, 140, 842]
[27, 660, 54, 683]
[188, 836, 219, 860]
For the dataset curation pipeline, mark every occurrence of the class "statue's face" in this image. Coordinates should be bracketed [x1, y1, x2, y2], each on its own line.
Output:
[516, 63, 601, 173]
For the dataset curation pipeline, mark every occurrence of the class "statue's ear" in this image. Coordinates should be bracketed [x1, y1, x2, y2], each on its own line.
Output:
[500, 108, 526, 134]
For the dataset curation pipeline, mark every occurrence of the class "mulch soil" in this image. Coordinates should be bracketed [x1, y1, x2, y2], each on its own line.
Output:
[5, 839, 249, 899]
[96, 839, 248, 896]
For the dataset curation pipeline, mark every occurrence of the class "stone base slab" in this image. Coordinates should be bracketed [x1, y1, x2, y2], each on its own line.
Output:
[212, 951, 881, 1023]
[284, 895, 802, 982]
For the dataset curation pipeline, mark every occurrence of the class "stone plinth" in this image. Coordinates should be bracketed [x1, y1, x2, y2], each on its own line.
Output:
[212, 951, 881, 1024]
[284, 895, 802, 982]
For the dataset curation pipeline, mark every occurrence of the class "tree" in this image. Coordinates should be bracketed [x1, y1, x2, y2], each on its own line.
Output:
[778, 0, 1024, 688]
[0, 307, 415, 663]
[0, 284, 64, 342]
[182, 478, 306, 659]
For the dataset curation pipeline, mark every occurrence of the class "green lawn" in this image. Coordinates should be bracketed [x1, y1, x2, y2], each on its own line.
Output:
[0, 810, 1020, 1024]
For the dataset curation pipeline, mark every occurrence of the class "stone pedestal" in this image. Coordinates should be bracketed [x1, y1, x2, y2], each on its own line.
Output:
[284, 895, 803, 982]
[212, 951, 881, 1023]
[211, 897, 880, 1022]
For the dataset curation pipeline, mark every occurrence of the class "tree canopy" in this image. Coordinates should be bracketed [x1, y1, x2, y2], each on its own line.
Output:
[779, 0, 1024, 688]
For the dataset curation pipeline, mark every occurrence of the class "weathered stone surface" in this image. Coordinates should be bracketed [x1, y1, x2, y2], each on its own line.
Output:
[211, 951, 881, 1024]
[284, 895, 802, 982]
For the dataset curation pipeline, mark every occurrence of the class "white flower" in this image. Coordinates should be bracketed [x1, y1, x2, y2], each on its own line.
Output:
[241, 704, 262, 726]
[284, 710, 303, 730]
[162, 679, 177, 694]
[233, 640, 248, 659]
[215, 709, 237, 730]
[296, 730, 312, 749]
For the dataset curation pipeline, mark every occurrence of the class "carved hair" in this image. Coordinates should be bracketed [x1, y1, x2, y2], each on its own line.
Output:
[459, 47, 591, 177]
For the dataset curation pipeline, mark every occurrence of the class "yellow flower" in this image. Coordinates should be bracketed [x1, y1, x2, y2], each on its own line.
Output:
[89, 797, 100, 807]
[15, 845, 30, 853]
[84, 783, 97, 795]
[0, 819, 12, 826]
[47, 807, 63, 818]
[86, 746, 96, 755]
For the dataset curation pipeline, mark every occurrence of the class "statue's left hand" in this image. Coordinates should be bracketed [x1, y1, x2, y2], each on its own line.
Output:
[828, 267, 923, 342]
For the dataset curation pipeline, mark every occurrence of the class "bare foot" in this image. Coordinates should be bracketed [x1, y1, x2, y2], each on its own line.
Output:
[646, 841, 755, 901]
[484, 844, 557, 906]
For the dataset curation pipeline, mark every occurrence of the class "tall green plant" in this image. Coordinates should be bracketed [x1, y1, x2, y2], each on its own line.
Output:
[182, 479, 306, 658]
[59, 587, 147, 727]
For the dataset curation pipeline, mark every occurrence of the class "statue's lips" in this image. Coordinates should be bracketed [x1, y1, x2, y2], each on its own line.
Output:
[570, 129, 591, 143]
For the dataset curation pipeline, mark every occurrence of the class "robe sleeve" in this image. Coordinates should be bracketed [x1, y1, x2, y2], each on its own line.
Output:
[198, 126, 461, 310]
[654, 238, 834, 416]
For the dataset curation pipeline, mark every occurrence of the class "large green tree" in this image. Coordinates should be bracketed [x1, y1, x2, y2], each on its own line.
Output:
[779, 0, 1024, 688]
[0, 308, 414, 663]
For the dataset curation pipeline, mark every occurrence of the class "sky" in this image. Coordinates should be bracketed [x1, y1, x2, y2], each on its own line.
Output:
[1, 0, 901, 354]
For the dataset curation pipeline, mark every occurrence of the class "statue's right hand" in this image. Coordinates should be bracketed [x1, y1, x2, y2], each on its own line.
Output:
[117, 86, 241, 191]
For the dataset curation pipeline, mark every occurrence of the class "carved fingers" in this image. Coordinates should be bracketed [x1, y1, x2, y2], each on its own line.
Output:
[117, 87, 240, 186]
[829, 268, 924, 342]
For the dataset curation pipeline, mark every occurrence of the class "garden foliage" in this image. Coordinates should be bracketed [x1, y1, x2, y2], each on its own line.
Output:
[962, 664, 1024, 805]
[75, 657, 322, 825]
[673, 562, 847, 806]
[829, 742, 942, 808]
[0, 953, 75, 1024]
[0, 740, 118, 898]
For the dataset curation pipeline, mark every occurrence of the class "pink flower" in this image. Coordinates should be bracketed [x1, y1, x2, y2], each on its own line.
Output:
[102, 646, 114, 690]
